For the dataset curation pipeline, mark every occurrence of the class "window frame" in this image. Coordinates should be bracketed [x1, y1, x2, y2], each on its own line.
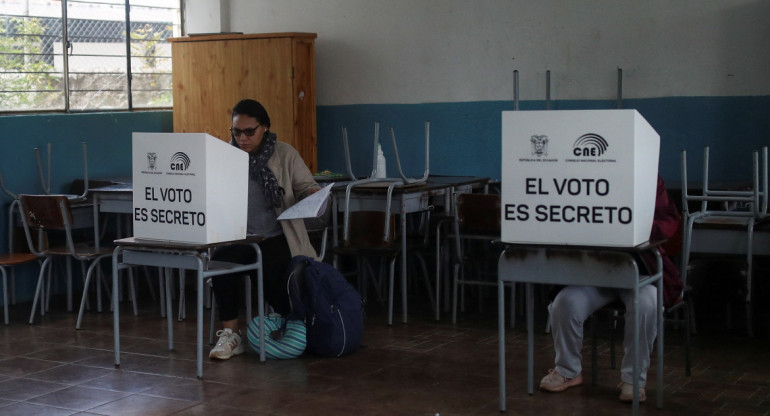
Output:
[0, 0, 184, 114]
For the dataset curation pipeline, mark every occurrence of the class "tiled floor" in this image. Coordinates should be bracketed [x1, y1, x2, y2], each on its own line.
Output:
[0, 273, 769, 416]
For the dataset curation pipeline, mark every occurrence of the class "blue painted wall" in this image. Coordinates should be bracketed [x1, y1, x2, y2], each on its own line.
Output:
[1, 96, 769, 305]
[0, 111, 172, 303]
[317, 96, 770, 185]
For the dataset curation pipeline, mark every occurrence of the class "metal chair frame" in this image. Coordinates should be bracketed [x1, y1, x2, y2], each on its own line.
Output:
[449, 192, 514, 325]
[0, 142, 90, 307]
[17, 194, 136, 328]
[679, 146, 768, 336]
[335, 122, 434, 324]
[0, 251, 39, 325]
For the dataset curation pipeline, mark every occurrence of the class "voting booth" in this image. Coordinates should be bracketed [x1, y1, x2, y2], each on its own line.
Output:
[501, 110, 660, 247]
[132, 132, 248, 244]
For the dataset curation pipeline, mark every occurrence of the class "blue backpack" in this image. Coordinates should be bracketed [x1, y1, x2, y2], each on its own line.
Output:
[285, 255, 364, 357]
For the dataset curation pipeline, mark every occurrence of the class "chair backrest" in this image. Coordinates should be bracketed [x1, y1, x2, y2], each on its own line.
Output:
[345, 211, 396, 249]
[18, 194, 74, 256]
[455, 193, 501, 235]
[19, 195, 72, 231]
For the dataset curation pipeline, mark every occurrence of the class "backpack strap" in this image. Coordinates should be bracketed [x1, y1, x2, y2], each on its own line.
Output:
[285, 255, 313, 322]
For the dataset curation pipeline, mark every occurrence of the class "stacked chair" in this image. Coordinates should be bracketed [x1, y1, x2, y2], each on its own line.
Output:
[17, 194, 135, 327]
[333, 121, 434, 325]
[679, 146, 768, 337]
[0, 143, 90, 324]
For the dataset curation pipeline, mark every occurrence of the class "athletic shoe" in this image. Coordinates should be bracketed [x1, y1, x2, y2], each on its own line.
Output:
[539, 369, 583, 392]
[618, 381, 647, 403]
[209, 328, 244, 360]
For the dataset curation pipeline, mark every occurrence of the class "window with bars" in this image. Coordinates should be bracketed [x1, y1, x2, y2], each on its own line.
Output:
[0, 0, 182, 113]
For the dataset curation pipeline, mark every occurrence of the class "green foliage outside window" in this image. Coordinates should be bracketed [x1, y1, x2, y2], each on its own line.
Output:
[129, 22, 173, 107]
[0, 17, 61, 111]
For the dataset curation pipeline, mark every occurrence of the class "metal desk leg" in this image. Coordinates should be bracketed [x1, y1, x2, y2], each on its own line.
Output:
[332, 197, 339, 269]
[66, 257, 73, 312]
[113, 247, 121, 369]
[93, 194, 100, 250]
[91, 194, 101, 313]
[165, 268, 174, 350]
[657, 275, 664, 409]
[401, 201, 408, 323]
[435, 223, 442, 322]
[179, 270, 187, 321]
[159, 269, 166, 318]
[527, 282, 534, 395]
[2, 268, 7, 325]
[498, 278, 506, 412]
[255, 244, 266, 362]
[196, 259, 204, 379]
[633, 284, 640, 416]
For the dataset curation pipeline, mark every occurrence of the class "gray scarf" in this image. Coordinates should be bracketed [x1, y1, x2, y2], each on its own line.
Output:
[232, 131, 284, 208]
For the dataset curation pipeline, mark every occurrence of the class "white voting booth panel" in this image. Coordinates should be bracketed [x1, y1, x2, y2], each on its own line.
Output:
[501, 110, 660, 247]
[132, 133, 248, 244]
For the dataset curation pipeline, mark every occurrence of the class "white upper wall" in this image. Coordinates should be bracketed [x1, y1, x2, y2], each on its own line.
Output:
[185, 0, 770, 105]
[185, 0, 230, 34]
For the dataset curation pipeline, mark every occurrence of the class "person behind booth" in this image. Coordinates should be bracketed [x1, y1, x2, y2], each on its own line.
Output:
[539, 176, 682, 403]
[209, 99, 320, 360]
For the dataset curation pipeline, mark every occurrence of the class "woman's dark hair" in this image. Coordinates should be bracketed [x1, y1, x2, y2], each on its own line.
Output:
[231, 99, 271, 128]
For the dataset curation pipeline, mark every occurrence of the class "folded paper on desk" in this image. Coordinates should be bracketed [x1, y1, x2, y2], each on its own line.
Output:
[278, 183, 333, 220]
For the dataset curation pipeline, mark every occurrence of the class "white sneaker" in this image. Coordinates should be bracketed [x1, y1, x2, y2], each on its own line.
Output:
[618, 381, 647, 403]
[209, 328, 244, 360]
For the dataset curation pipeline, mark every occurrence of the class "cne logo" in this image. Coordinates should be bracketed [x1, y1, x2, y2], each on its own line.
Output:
[572, 133, 608, 157]
[170, 152, 191, 171]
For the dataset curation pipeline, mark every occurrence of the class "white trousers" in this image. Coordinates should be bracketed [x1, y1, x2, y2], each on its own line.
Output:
[549, 285, 658, 386]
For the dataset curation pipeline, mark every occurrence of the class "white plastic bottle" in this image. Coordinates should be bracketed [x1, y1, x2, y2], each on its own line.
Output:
[376, 143, 387, 178]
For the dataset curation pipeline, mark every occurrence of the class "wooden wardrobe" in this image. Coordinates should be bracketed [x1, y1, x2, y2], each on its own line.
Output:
[170, 32, 317, 172]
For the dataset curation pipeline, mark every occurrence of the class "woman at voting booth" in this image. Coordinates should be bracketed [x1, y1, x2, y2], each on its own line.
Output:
[209, 99, 320, 360]
[540, 176, 682, 402]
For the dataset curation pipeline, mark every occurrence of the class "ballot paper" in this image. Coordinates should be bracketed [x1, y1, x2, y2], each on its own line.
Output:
[277, 183, 334, 220]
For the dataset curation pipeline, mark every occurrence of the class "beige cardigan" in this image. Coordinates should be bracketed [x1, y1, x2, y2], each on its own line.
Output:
[267, 141, 320, 259]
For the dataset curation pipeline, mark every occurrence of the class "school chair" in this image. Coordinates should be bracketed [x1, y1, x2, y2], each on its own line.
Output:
[449, 192, 514, 325]
[17, 194, 137, 327]
[679, 146, 768, 336]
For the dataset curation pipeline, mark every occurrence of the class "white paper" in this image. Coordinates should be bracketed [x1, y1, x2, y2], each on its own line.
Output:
[277, 183, 334, 220]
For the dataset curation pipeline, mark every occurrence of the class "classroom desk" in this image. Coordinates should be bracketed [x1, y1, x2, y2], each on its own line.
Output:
[90, 182, 133, 247]
[111, 236, 266, 379]
[689, 219, 770, 256]
[330, 176, 489, 323]
[497, 243, 665, 416]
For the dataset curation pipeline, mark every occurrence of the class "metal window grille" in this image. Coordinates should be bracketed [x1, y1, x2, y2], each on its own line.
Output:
[0, 0, 182, 113]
